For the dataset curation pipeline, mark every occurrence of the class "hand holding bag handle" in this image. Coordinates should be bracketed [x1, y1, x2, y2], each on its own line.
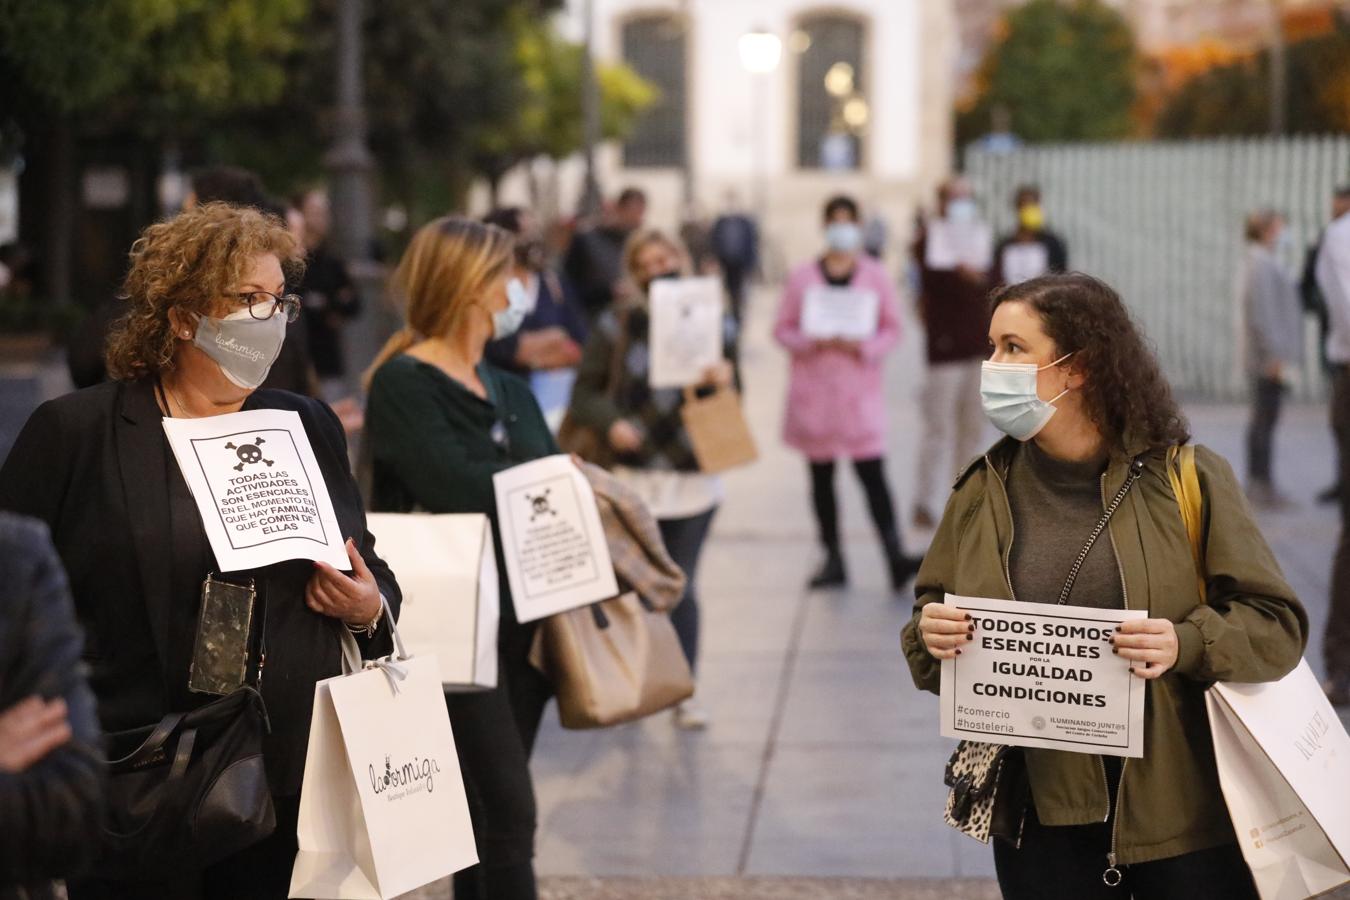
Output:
[337, 594, 412, 692]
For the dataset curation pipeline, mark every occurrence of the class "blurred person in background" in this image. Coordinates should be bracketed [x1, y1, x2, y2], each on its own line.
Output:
[482, 207, 588, 432]
[774, 195, 922, 593]
[862, 212, 889, 261]
[993, 184, 1069, 287]
[294, 186, 361, 399]
[710, 193, 760, 329]
[1240, 209, 1302, 510]
[566, 229, 736, 730]
[679, 201, 716, 276]
[911, 177, 994, 529]
[1316, 182, 1350, 707]
[0, 514, 103, 900]
[564, 187, 647, 322]
[1303, 185, 1350, 504]
[366, 218, 557, 900]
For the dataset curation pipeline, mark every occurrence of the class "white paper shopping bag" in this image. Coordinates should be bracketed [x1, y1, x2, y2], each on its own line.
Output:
[1206, 660, 1350, 900]
[290, 623, 477, 899]
[365, 513, 499, 690]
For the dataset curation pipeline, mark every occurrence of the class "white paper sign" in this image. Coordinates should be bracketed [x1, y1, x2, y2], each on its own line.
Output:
[925, 219, 993, 271]
[801, 286, 880, 340]
[939, 595, 1147, 758]
[493, 455, 619, 623]
[163, 409, 349, 572]
[648, 276, 724, 389]
[1001, 241, 1051, 285]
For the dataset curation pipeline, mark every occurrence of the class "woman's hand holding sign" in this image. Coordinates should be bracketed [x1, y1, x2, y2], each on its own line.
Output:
[918, 602, 974, 660]
[1111, 618, 1179, 679]
[308, 538, 382, 627]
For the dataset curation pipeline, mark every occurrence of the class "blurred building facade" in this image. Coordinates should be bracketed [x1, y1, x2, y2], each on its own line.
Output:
[491, 0, 959, 271]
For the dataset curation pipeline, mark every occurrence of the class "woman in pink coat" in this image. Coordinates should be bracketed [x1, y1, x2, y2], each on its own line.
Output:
[774, 195, 922, 592]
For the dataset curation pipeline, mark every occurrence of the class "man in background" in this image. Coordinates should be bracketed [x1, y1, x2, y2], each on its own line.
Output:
[564, 187, 647, 321]
[710, 193, 760, 329]
[293, 187, 361, 399]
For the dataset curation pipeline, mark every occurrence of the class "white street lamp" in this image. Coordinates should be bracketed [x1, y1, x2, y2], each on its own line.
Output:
[738, 28, 783, 74]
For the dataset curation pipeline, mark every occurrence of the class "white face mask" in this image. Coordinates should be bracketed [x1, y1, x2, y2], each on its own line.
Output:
[980, 353, 1074, 441]
[192, 308, 288, 390]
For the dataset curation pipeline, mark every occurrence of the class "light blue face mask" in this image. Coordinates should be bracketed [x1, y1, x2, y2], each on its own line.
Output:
[492, 277, 531, 340]
[980, 353, 1074, 441]
[825, 222, 863, 254]
[947, 198, 979, 225]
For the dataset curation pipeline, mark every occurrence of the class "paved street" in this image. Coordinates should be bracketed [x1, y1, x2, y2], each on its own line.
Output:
[2, 287, 1347, 899]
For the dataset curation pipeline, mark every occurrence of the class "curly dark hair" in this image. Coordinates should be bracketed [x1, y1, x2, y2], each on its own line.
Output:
[990, 273, 1190, 450]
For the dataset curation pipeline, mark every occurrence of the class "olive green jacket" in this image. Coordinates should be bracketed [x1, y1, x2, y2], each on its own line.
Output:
[901, 436, 1308, 866]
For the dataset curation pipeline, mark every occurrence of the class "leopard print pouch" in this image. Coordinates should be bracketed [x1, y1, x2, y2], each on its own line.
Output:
[942, 740, 1012, 843]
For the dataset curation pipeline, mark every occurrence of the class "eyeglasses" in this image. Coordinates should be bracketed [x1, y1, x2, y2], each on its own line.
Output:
[235, 291, 302, 323]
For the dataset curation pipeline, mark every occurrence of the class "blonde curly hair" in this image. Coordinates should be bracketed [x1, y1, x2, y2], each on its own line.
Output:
[105, 202, 304, 381]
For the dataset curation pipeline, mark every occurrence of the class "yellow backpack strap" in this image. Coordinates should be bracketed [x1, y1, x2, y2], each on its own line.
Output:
[1166, 444, 1206, 602]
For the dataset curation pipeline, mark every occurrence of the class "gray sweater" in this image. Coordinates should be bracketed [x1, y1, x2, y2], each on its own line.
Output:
[1006, 441, 1125, 610]
[1243, 243, 1304, 376]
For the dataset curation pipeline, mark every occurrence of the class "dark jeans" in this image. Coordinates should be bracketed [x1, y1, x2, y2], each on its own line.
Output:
[67, 795, 301, 899]
[658, 508, 717, 674]
[448, 617, 553, 900]
[1329, 366, 1350, 679]
[809, 457, 900, 551]
[1247, 375, 1286, 484]
[994, 803, 1257, 900]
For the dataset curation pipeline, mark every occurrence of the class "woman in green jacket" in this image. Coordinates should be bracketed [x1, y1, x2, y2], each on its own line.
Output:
[902, 274, 1307, 899]
[365, 217, 558, 900]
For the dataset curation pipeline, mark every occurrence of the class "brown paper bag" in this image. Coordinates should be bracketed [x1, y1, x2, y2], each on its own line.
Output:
[680, 385, 758, 474]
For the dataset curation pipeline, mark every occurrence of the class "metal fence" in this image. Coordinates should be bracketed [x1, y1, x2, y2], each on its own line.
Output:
[967, 136, 1350, 400]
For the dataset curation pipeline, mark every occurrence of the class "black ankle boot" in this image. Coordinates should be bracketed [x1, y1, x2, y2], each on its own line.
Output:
[808, 548, 847, 589]
[881, 529, 923, 592]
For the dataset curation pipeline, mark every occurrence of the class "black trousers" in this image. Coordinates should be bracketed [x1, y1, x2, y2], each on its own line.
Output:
[1329, 366, 1350, 679]
[448, 617, 553, 900]
[1246, 375, 1285, 484]
[995, 761, 1257, 900]
[66, 795, 301, 899]
[659, 507, 717, 674]
[809, 457, 899, 551]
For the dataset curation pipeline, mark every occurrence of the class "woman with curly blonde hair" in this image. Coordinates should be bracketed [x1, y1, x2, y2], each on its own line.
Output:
[0, 202, 402, 898]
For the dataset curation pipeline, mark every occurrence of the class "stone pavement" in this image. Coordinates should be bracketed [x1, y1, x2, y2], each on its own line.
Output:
[2, 289, 1347, 899]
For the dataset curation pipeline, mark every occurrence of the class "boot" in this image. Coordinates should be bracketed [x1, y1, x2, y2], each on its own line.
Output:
[808, 547, 847, 589]
[882, 528, 923, 592]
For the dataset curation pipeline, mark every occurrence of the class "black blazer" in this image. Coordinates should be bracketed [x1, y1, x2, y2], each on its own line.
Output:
[0, 379, 401, 796]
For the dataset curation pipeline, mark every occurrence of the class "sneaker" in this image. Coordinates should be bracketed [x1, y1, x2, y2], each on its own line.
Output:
[674, 698, 709, 730]
[912, 505, 936, 529]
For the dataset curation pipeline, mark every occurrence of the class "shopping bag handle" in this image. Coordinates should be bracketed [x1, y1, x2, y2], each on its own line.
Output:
[338, 594, 412, 692]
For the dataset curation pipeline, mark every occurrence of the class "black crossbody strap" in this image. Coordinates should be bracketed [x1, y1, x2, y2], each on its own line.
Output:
[1057, 457, 1146, 606]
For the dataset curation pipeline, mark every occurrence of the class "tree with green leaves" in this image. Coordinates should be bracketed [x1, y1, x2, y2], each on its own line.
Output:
[959, 0, 1139, 146]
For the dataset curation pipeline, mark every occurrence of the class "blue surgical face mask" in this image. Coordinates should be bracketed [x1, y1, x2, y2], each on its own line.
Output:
[490, 277, 531, 340]
[980, 353, 1074, 441]
[192, 308, 287, 390]
[947, 198, 979, 225]
[825, 222, 863, 254]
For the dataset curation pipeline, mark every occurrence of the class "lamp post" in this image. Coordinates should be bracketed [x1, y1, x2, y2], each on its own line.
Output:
[579, 0, 603, 218]
[738, 27, 782, 223]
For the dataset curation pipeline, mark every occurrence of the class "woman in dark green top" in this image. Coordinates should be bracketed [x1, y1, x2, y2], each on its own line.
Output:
[365, 217, 557, 900]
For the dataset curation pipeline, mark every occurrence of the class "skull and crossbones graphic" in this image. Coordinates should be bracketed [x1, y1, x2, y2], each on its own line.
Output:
[225, 437, 274, 472]
[525, 489, 556, 522]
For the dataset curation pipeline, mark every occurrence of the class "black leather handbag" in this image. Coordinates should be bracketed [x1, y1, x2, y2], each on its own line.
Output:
[94, 685, 275, 878]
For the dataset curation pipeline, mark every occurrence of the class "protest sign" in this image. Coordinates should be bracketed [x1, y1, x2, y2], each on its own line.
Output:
[493, 455, 619, 623]
[800, 285, 880, 341]
[925, 219, 993, 271]
[163, 409, 349, 572]
[1000, 242, 1051, 285]
[940, 595, 1147, 758]
[648, 276, 724, 389]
